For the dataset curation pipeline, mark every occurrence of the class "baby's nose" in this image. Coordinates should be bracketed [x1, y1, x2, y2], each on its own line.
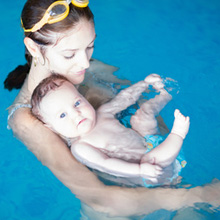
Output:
[70, 109, 81, 118]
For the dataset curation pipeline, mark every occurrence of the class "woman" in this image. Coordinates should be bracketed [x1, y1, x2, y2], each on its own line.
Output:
[4, 0, 220, 217]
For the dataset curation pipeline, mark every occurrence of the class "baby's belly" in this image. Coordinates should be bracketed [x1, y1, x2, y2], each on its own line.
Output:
[103, 134, 146, 162]
[104, 150, 143, 163]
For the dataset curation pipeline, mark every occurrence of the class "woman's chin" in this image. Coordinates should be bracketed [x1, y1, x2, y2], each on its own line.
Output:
[69, 75, 85, 85]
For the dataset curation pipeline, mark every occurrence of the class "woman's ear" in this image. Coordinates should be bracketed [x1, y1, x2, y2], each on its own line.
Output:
[24, 37, 41, 58]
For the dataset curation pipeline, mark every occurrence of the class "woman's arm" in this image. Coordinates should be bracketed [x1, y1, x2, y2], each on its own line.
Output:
[8, 107, 105, 193]
[8, 108, 220, 217]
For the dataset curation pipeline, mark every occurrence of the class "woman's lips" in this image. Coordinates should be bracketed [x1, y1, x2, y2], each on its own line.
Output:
[76, 69, 86, 75]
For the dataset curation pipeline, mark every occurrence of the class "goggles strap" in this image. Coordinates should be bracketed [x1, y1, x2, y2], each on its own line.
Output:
[22, 0, 89, 32]
[71, 0, 89, 8]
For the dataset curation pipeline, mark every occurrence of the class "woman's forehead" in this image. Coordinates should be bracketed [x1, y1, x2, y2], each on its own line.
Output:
[53, 20, 95, 51]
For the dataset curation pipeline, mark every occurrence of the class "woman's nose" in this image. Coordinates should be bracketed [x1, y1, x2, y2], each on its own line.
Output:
[77, 51, 90, 69]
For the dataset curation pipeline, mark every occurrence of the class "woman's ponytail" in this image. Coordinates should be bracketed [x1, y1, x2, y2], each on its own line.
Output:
[4, 50, 32, 91]
[4, 63, 30, 91]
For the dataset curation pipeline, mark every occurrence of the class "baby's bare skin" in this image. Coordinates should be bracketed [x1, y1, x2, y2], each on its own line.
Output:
[32, 73, 190, 183]
[70, 75, 190, 181]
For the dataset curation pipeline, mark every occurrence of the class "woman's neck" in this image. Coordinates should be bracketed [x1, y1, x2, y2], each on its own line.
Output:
[27, 61, 51, 94]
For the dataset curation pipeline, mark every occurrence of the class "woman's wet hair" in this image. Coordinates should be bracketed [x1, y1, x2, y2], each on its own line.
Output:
[31, 74, 69, 122]
[4, 0, 94, 91]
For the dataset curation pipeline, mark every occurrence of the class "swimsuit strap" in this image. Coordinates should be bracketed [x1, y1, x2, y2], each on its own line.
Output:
[7, 103, 32, 129]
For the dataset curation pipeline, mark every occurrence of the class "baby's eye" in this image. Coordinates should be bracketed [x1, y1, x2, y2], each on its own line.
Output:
[74, 100, 81, 107]
[60, 113, 66, 118]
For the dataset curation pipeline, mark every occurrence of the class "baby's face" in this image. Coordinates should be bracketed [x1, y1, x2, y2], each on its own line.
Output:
[39, 81, 96, 138]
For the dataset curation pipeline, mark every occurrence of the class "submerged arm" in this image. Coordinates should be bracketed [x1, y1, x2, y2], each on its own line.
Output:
[98, 80, 148, 115]
[8, 107, 220, 217]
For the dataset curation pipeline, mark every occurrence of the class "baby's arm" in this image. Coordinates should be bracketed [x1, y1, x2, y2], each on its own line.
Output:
[71, 142, 163, 180]
[98, 80, 148, 115]
[98, 74, 166, 116]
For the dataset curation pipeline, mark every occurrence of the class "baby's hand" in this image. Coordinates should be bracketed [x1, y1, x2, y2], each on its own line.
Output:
[140, 162, 163, 179]
[144, 74, 164, 90]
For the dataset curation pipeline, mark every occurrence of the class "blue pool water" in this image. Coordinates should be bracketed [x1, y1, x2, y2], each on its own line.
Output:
[1, 0, 220, 219]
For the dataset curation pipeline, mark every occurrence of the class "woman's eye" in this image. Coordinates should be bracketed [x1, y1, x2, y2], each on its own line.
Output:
[60, 113, 66, 118]
[64, 54, 75, 59]
[74, 100, 81, 107]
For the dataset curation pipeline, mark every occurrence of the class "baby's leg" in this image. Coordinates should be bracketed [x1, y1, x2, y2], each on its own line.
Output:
[131, 82, 172, 136]
[141, 109, 190, 168]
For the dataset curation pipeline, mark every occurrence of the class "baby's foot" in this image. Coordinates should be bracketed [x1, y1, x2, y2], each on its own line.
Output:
[171, 109, 190, 139]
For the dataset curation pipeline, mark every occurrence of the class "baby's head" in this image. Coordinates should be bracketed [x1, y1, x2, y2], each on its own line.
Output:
[31, 74, 96, 138]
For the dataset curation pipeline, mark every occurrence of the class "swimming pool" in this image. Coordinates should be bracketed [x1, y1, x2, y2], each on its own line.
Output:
[1, 0, 220, 219]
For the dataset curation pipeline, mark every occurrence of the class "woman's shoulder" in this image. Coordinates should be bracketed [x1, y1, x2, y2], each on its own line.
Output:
[7, 78, 34, 130]
[8, 102, 31, 116]
[7, 77, 32, 120]
[7, 104, 35, 132]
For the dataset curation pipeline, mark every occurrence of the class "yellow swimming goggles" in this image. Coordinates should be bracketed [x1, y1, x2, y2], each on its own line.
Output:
[22, 0, 89, 32]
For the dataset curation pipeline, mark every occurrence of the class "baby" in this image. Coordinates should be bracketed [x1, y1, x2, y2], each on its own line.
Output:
[31, 74, 190, 185]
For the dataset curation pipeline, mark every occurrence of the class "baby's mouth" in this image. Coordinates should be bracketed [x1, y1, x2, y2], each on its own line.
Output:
[78, 118, 86, 126]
